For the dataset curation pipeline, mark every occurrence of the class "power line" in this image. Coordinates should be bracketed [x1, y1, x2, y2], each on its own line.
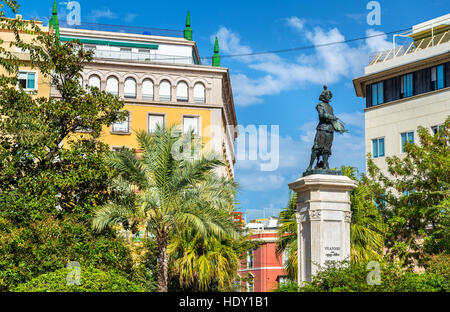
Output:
[199, 27, 411, 60]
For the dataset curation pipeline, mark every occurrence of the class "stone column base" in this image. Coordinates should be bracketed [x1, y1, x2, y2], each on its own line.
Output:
[288, 174, 357, 284]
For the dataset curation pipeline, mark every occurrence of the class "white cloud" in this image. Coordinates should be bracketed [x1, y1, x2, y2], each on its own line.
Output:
[237, 173, 285, 192]
[214, 21, 392, 106]
[286, 16, 306, 32]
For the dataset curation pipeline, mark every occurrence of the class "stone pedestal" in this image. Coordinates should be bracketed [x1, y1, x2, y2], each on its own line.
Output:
[288, 174, 357, 285]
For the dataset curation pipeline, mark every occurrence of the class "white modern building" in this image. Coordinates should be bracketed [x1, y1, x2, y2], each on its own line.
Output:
[353, 14, 450, 174]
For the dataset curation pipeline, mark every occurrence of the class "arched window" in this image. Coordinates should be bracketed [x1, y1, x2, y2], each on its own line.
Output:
[159, 80, 171, 102]
[88, 75, 100, 89]
[124, 77, 136, 98]
[77, 76, 83, 88]
[106, 76, 119, 96]
[176, 81, 188, 102]
[194, 83, 205, 103]
[142, 79, 154, 100]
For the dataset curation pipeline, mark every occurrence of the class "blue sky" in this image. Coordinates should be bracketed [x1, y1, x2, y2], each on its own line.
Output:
[13, 0, 448, 221]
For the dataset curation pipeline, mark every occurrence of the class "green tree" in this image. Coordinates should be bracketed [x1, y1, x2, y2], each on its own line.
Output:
[341, 166, 385, 263]
[92, 127, 238, 292]
[0, 10, 126, 223]
[0, 2, 134, 291]
[366, 117, 450, 266]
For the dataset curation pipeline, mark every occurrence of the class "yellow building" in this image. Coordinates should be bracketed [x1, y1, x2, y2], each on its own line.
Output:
[0, 15, 50, 98]
[49, 7, 238, 179]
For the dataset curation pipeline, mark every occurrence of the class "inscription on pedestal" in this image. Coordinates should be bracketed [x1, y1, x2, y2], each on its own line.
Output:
[324, 246, 341, 259]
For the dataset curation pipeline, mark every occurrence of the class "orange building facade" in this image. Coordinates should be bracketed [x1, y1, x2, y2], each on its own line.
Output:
[239, 217, 287, 292]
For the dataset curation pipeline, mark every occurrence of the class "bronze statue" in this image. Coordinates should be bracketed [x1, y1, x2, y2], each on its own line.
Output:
[305, 85, 346, 173]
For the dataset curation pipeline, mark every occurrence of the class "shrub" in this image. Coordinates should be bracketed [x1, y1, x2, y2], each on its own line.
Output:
[13, 267, 145, 292]
[272, 280, 299, 292]
[298, 260, 449, 292]
[0, 215, 135, 291]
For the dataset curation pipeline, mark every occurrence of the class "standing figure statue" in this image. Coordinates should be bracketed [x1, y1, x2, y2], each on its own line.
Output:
[305, 85, 346, 172]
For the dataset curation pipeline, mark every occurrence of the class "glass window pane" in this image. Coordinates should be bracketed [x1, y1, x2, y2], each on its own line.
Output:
[194, 83, 205, 103]
[159, 80, 171, 102]
[379, 138, 384, 157]
[372, 139, 378, 158]
[377, 82, 383, 104]
[124, 78, 136, 98]
[112, 113, 129, 133]
[401, 133, 407, 152]
[176, 81, 188, 101]
[148, 114, 164, 132]
[408, 131, 414, 144]
[437, 65, 444, 89]
[88, 75, 101, 89]
[372, 83, 378, 105]
[106, 76, 119, 95]
[142, 79, 154, 99]
[183, 116, 199, 135]
[27, 73, 35, 89]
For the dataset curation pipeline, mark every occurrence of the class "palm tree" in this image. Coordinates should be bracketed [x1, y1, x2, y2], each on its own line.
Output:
[276, 192, 298, 281]
[342, 167, 385, 263]
[92, 125, 238, 292]
[168, 229, 240, 291]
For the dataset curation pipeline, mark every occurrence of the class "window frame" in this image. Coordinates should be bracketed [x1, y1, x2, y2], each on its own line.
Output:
[106, 75, 119, 96]
[193, 82, 206, 103]
[142, 78, 154, 100]
[400, 73, 413, 98]
[17, 70, 38, 92]
[147, 113, 166, 133]
[182, 115, 201, 137]
[111, 111, 131, 134]
[400, 131, 414, 153]
[371, 81, 384, 106]
[159, 80, 171, 102]
[88, 74, 101, 90]
[124, 77, 137, 99]
[176, 81, 189, 102]
[372, 137, 385, 158]
[431, 64, 445, 91]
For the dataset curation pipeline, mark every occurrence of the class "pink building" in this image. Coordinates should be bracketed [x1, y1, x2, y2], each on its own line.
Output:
[239, 217, 288, 292]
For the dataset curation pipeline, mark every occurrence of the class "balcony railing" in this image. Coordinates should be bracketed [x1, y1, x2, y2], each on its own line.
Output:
[90, 49, 197, 65]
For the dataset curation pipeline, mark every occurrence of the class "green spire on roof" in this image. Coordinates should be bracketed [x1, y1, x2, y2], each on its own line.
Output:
[48, 0, 59, 38]
[184, 11, 192, 41]
[212, 36, 220, 67]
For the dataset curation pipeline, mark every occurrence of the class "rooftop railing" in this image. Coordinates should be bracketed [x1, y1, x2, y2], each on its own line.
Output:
[59, 20, 185, 38]
[369, 16, 450, 65]
[369, 30, 450, 65]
